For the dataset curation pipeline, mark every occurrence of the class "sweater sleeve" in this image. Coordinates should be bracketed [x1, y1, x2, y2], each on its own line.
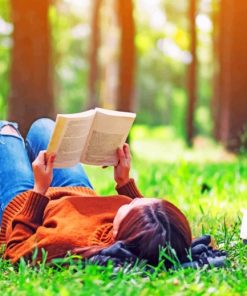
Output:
[115, 178, 143, 199]
[4, 191, 49, 263]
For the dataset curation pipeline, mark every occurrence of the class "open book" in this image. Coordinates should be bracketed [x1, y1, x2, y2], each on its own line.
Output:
[47, 108, 136, 168]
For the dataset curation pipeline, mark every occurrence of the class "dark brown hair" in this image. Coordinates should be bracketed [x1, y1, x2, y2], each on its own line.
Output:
[115, 199, 192, 266]
[75, 199, 192, 267]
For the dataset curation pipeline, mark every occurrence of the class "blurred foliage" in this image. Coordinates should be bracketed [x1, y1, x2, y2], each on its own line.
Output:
[49, 2, 91, 113]
[0, 0, 10, 119]
[135, 0, 189, 137]
[0, 0, 216, 139]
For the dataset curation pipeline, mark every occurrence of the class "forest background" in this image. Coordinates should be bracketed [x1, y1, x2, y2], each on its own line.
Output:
[0, 0, 247, 152]
[0, 0, 247, 295]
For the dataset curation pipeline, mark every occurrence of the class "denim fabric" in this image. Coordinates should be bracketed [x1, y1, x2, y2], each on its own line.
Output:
[25, 118, 93, 188]
[0, 118, 93, 224]
[0, 121, 34, 222]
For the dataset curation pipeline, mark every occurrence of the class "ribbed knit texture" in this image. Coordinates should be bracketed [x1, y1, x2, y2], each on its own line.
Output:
[14, 192, 49, 225]
[115, 178, 142, 198]
[0, 180, 143, 263]
[0, 186, 96, 244]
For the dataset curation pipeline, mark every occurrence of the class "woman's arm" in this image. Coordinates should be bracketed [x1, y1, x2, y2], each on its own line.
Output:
[4, 151, 55, 263]
[116, 178, 143, 198]
[4, 192, 49, 263]
[114, 144, 143, 198]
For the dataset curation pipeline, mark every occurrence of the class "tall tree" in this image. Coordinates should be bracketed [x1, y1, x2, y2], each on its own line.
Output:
[211, 0, 220, 140]
[87, 0, 102, 109]
[98, 0, 119, 109]
[116, 0, 135, 112]
[9, 0, 55, 136]
[186, 0, 197, 146]
[214, 0, 247, 150]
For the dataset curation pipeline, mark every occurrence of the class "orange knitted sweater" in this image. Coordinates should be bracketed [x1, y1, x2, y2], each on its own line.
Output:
[0, 179, 142, 263]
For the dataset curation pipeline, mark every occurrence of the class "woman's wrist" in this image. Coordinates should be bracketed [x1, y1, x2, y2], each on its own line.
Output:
[116, 178, 130, 188]
[33, 185, 47, 195]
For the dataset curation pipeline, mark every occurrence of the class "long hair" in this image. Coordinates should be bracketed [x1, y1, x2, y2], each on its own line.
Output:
[74, 200, 192, 267]
[115, 200, 192, 266]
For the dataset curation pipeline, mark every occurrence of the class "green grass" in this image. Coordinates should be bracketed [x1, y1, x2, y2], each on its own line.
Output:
[1, 125, 247, 295]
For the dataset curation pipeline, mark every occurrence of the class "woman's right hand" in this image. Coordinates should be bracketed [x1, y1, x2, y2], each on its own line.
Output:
[32, 151, 56, 195]
[114, 143, 131, 187]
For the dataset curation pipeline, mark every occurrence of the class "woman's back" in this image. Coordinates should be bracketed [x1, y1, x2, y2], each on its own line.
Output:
[2, 188, 134, 263]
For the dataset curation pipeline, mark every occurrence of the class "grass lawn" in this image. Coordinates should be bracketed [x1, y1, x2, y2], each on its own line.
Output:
[0, 125, 246, 295]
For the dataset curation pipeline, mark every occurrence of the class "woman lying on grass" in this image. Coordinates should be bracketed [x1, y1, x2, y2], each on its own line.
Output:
[0, 118, 192, 267]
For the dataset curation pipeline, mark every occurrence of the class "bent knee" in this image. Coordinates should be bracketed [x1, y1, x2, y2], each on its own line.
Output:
[29, 118, 55, 131]
[0, 122, 21, 137]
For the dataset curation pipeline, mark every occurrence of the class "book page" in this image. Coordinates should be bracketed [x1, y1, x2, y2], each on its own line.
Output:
[81, 110, 136, 166]
[48, 111, 95, 168]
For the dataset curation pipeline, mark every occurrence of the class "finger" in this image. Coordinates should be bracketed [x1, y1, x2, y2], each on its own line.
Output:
[45, 151, 55, 165]
[123, 143, 129, 149]
[46, 153, 56, 171]
[32, 151, 45, 167]
[117, 147, 125, 164]
[37, 150, 46, 164]
[123, 143, 131, 160]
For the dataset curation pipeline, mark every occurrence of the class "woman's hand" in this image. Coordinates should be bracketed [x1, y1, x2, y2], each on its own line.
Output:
[32, 151, 56, 195]
[114, 143, 131, 187]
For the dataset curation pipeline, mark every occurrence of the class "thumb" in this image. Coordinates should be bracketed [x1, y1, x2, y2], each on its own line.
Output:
[36, 150, 46, 165]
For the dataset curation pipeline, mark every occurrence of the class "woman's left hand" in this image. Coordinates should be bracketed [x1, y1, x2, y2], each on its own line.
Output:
[32, 151, 56, 195]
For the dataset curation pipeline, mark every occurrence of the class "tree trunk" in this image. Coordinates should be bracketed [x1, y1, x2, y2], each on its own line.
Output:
[9, 0, 55, 136]
[116, 0, 135, 112]
[214, 0, 247, 151]
[211, 0, 220, 140]
[186, 0, 197, 147]
[86, 0, 102, 109]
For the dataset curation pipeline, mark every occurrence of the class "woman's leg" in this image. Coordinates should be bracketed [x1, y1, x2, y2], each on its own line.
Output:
[25, 118, 93, 189]
[0, 121, 34, 222]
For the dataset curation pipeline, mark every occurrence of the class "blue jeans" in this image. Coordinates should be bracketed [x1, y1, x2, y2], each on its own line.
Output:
[0, 118, 93, 223]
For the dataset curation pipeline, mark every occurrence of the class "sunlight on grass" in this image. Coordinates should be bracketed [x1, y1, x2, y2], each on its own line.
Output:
[1, 125, 246, 295]
[131, 125, 236, 163]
